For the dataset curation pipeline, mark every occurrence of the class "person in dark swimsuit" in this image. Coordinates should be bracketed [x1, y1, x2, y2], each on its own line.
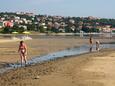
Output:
[89, 34, 93, 52]
[18, 41, 27, 66]
[89, 36, 93, 46]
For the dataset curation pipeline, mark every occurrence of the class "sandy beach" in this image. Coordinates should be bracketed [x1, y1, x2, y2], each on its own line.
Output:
[0, 36, 89, 68]
[0, 49, 115, 86]
[0, 36, 115, 86]
[0, 36, 113, 64]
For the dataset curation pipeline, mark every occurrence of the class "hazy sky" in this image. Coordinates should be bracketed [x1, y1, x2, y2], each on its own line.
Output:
[0, 0, 115, 18]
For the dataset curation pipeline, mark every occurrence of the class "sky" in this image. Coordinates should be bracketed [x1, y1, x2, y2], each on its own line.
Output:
[0, 0, 115, 18]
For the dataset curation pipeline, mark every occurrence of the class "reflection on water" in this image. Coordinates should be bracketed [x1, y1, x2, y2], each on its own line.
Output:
[0, 44, 115, 73]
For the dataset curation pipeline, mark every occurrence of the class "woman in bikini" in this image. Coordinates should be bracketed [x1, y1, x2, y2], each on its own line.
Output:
[18, 41, 27, 66]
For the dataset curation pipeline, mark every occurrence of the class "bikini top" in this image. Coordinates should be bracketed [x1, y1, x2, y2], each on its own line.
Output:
[19, 44, 26, 50]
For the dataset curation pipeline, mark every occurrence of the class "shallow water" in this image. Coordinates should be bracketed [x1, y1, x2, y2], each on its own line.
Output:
[0, 44, 115, 74]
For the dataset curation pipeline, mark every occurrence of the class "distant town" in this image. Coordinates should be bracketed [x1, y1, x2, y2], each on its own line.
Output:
[0, 12, 115, 34]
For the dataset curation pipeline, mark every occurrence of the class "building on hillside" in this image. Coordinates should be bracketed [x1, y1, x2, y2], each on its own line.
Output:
[101, 25, 111, 32]
[19, 25, 27, 30]
[3, 21, 14, 27]
[25, 12, 34, 17]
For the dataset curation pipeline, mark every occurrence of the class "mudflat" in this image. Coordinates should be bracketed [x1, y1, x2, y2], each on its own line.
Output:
[0, 37, 113, 65]
[0, 37, 89, 67]
[0, 36, 114, 86]
[0, 49, 115, 86]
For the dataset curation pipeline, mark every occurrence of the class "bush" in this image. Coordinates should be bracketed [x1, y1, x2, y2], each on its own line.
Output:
[39, 26, 47, 33]
[1, 27, 13, 34]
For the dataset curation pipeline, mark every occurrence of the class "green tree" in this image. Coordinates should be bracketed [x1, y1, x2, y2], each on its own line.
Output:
[39, 26, 47, 33]
[2, 27, 13, 34]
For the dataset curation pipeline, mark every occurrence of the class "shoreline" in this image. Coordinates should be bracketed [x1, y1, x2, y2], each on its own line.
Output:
[0, 37, 115, 86]
[0, 41, 115, 74]
[0, 49, 115, 86]
[0, 37, 114, 68]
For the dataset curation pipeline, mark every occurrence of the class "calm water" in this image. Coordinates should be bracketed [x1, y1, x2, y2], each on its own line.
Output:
[0, 44, 115, 74]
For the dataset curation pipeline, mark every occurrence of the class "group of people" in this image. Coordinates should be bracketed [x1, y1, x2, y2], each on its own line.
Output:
[89, 36, 100, 52]
[18, 36, 100, 66]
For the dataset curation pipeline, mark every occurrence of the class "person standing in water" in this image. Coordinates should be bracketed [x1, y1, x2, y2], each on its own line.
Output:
[96, 40, 100, 51]
[89, 35, 93, 52]
[18, 41, 27, 66]
[89, 36, 93, 46]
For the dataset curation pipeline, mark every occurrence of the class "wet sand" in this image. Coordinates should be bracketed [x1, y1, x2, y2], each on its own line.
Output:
[0, 37, 89, 68]
[0, 36, 115, 86]
[0, 37, 113, 65]
[0, 37, 91, 68]
[0, 49, 115, 86]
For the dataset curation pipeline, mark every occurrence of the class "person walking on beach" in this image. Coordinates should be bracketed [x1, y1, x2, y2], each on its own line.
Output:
[89, 36, 93, 46]
[89, 35, 93, 52]
[18, 41, 27, 66]
[96, 40, 100, 51]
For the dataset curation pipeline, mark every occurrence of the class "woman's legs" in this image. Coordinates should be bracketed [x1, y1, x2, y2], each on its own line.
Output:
[20, 53, 23, 66]
[20, 53, 27, 66]
[24, 54, 27, 65]
[22, 53, 27, 65]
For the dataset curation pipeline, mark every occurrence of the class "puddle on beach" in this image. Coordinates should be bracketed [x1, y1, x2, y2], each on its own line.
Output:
[0, 44, 115, 74]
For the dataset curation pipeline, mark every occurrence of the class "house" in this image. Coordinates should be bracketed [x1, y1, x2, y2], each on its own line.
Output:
[101, 25, 111, 32]
[4, 21, 14, 27]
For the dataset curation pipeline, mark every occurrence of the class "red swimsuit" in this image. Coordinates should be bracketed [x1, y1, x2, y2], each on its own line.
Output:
[19, 44, 26, 54]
